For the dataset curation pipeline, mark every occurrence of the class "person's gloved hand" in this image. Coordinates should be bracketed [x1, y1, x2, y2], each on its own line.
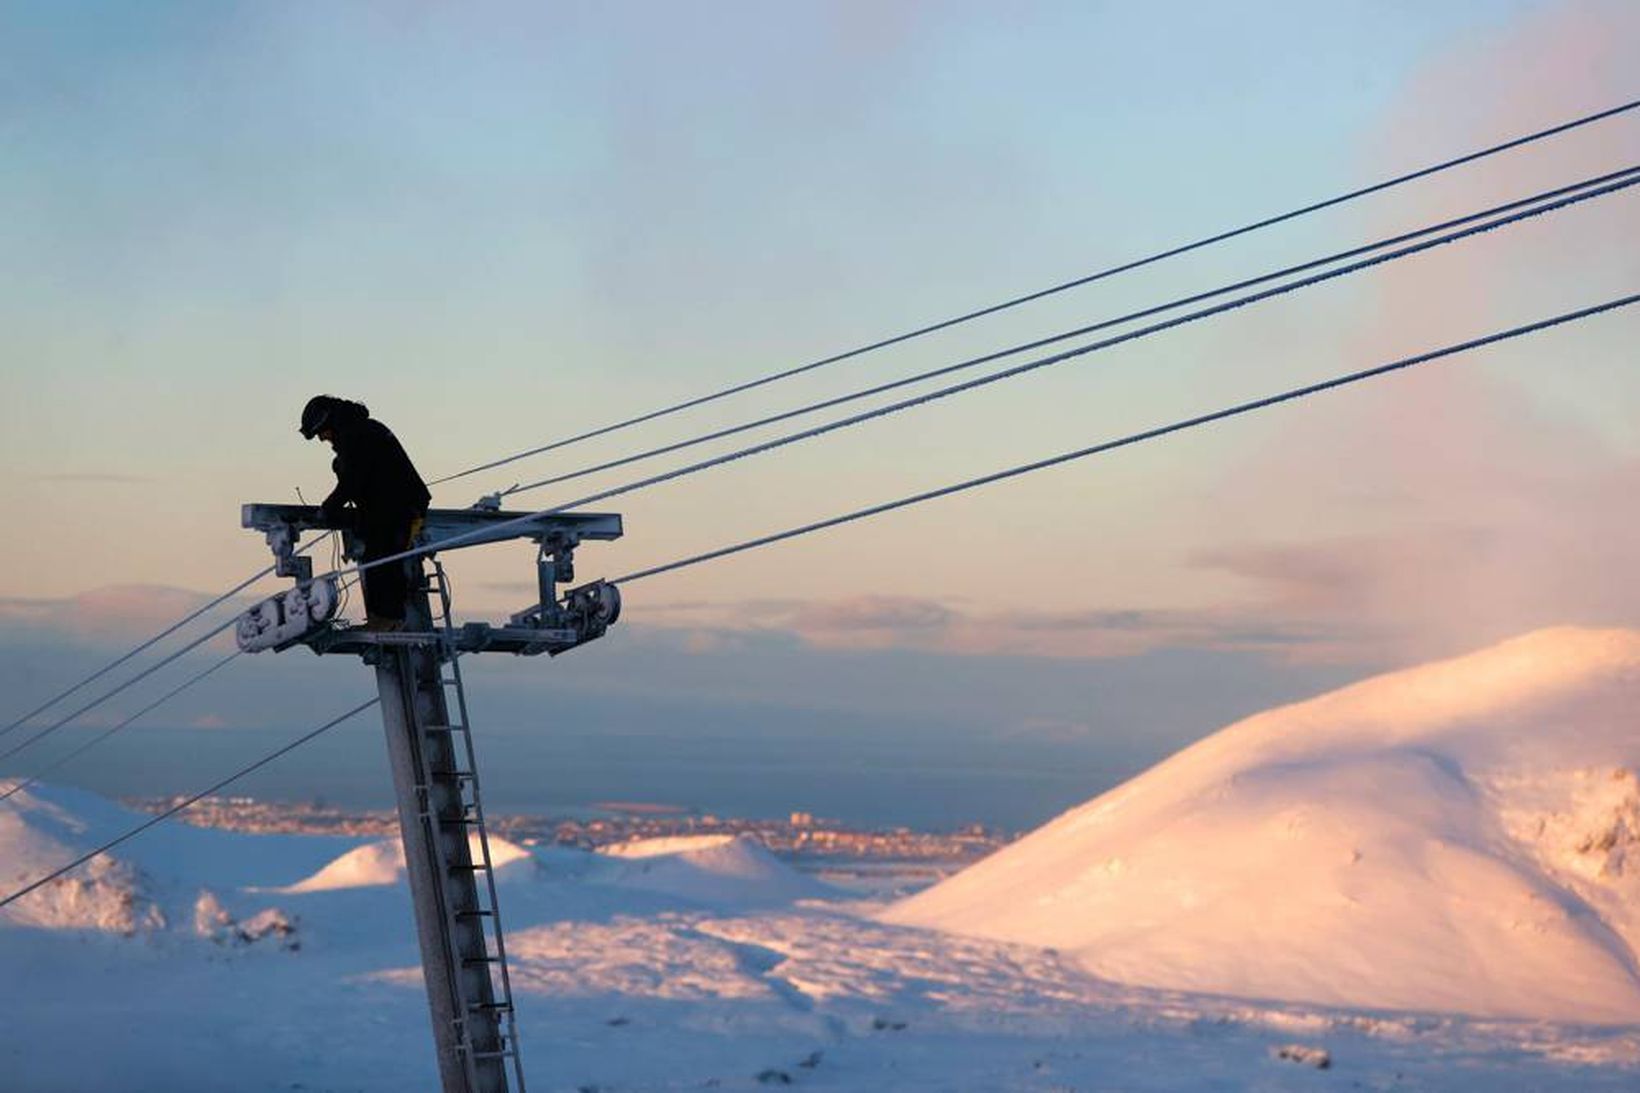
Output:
[320, 497, 353, 528]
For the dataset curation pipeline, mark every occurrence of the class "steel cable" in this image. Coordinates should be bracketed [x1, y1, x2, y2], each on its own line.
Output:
[7, 292, 1631, 913]
[5, 164, 1627, 770]
[10, 101, 1634, 746]
[610, 293, 1639, 584]
[0, 698, 379, 913]
[0, 572, 357, 769]
[0, 564, 275, 741]
[318, 170, 1640, 587]
[0, 532, 336, 741]
[0, 651, 242, 805]
[0, 615, 245, 766]
[431, 98, 1640, 490]
[9, 103, 1639, 759]
[497, 166, 1640, 500]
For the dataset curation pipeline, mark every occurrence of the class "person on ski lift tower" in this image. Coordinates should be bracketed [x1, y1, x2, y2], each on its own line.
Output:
[299, 396, 432, 632]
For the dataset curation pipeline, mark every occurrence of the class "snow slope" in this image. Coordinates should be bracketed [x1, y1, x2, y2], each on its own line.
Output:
[3, 686, 1639, 1091]
[887, 627, 1640, 1023]
[0, 781, 355, 935]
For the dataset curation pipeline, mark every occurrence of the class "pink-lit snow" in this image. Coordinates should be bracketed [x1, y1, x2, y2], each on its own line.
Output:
[888, 627, 1640, 1022]
[1, 628, 1637, 1090]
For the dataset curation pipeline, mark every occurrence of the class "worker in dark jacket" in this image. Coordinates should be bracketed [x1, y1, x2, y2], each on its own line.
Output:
[299, 396, 432, 631]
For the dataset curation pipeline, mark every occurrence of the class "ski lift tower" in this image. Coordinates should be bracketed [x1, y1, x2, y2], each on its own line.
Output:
[238, 502, 624, 1093]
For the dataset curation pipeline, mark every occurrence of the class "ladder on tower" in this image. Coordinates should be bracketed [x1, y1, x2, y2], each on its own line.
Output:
[239, 502, 623, 1092]
[414, 559, 528, 1093]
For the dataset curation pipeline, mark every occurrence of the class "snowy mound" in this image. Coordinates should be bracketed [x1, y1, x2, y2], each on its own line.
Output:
[0, 782, 166, 933]
[283, 834, 535, 893]
[0, 783, 336, 946]
[601, 834, 749, 859]
[594, 833, 828, 905]
[887, 627, 1640, 1023]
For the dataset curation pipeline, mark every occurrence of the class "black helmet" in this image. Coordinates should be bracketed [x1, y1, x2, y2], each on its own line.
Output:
[299, 395, 338, 439]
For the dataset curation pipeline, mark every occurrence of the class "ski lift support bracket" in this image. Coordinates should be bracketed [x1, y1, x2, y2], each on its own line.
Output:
[239, 502, 623, 659]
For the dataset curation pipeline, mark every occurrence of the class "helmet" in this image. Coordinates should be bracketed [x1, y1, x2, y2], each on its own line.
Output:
[299, 395, 338, 439]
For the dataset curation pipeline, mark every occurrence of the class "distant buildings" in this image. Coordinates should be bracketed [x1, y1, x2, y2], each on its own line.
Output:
[129, 796, 1012, 864]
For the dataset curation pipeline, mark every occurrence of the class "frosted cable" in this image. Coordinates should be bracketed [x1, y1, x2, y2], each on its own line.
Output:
[0, 651, 242, 805]
[612, 293, 1640, 584]
[0, 699, 379, 912]
[432, 97, 1640, 488]
[318, 170, 1640, 586]
[500, 166, 1640, 499]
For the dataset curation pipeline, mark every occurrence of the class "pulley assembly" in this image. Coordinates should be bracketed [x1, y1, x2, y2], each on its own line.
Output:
[237, 503, 624, 658]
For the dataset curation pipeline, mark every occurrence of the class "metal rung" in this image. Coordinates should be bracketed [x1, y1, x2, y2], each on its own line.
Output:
[455, 909, 494, 919]
[450, 863, 491, 873]
[468, 1001, 513, 1012]
[422, 723, 467, 734]
[469, 1050, 518, 1061]
[437, 815, 484, 826]
[429, 769, 475, 780]
[463, 956, 502, 966]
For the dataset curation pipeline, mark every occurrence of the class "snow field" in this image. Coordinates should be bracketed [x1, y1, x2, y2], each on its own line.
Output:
[2, 628, 1639, 1088]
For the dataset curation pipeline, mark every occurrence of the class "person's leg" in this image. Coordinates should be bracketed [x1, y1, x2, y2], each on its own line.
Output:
[360, 519, 413, 623]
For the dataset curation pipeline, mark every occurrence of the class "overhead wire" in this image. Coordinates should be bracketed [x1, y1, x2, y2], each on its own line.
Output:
[0, 698, 379, 913]
[5, 163, 1633, 767]
[430, 97, 1640, 490]
[0, 569, 357, 770]
[0, 651, 242, 805]
[0, 570, 363, 800]
[0, 613, 247, 767]
[313, 168, 1640, 588]
[0, 564, 275, 741]
[495, 165, 1640, 500]
[0, 531, 339, 742]
[6, 291, 1632, 912]
[6, 130, 1638, 910]
[610, 293, 1639, 584]
[9, 100, 1633, 748]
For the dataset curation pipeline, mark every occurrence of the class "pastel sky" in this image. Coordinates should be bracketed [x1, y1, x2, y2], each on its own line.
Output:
[1, 1, 1636, 822]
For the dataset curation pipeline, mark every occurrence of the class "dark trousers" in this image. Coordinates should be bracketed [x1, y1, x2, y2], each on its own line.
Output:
[360, 516, 419, 622]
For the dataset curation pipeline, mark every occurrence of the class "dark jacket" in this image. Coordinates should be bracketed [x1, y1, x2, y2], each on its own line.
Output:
[320, 402, 431, 530]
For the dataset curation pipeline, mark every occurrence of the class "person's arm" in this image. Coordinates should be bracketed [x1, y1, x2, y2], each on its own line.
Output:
[320, 455, 355, 525]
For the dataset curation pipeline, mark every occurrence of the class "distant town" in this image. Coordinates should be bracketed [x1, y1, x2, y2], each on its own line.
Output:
[125, 795, 1014, 868]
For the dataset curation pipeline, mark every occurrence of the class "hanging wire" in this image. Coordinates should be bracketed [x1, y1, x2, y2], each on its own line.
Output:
[0, 536, 332, 742]
[4, 162, 1631, 768]
[0, 564, 276, 742]
[6, 290, 1633, 913]
[430, 97, 1640, 489]
[496, 165, 1640, 500]
[9, 99, 1634, 750]
[0, 615, 246, 766]
[0, 575, 361, 796]
[0, 699, 380, 913]
[315, 169, 1640, 588]
[610, 293, 1640, 584]
[0, 652, 242, 805]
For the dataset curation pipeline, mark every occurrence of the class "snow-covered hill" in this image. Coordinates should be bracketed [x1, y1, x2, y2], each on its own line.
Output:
[281, 833, 537, 892]
[0, 784, 161, 932]
[887, 627, 1640, 1023]
[0, 781, 351, 938]
[595, 832, 832, 905]
[4, 631, 1640, 1090]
